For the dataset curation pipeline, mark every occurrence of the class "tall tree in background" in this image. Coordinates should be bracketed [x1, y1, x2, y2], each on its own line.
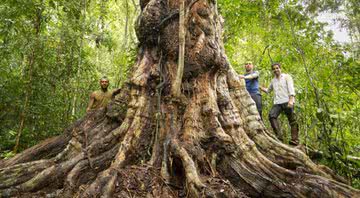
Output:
[0, 0, 138, 154]
[13, 1, 44, 153]
[0, 0, 359, 197]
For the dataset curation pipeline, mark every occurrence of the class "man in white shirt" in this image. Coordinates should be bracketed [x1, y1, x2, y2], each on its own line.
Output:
[261, 63, 299, 145]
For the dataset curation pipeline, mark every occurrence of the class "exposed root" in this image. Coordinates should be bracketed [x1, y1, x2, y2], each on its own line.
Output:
[102, 172, 118, 197]
[0, 160, 54, 189]
[171, 141, 205, 191]
[0, 153, 84, 197]
[81, 169, 116, 197]
[63, 160, 89, 197]
[0, 117, 89, 169]
[0, 136, 69, 169]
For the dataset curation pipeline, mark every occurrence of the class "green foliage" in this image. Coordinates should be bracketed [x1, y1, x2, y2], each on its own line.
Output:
[218, 0, 360, 187]
[0, 150, 15, 160]
[0, 0, 138, 153]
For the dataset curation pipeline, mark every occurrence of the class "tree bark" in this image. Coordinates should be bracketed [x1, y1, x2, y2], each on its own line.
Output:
[1, 0, 359, 197]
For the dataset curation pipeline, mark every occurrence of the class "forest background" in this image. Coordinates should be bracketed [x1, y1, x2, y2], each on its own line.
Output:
[0, 0, 359, 188]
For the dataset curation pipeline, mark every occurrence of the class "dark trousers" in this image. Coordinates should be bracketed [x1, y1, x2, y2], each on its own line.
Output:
[250, 93, 262, 119]
[269, 103, 299, 144]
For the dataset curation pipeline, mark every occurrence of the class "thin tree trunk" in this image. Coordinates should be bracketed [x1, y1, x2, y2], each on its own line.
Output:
[72, 0, 87, 117]
[14, 50, 34, 153]
[14, 3, 44, 153]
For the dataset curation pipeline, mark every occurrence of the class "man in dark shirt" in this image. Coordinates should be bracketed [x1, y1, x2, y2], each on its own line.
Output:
[239, 61, 262, 119]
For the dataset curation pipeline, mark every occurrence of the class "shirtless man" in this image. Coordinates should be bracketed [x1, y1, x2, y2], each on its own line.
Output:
[86, 76, 121, 113]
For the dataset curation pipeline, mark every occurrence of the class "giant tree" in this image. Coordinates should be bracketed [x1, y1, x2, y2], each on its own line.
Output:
[0, 0, 359, 197]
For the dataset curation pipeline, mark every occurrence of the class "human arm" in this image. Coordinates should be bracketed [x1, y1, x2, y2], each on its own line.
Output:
[112, 88, 121, 96]
[286, 75, 296, 108]
[86, 92, 95, 113]
[260, 82, 273, 94]
[239, 71, 259, 80]
[260, 86, 267, 93]
[288, 95, 295, 108]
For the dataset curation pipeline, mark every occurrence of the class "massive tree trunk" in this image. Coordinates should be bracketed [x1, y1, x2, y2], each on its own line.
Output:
[1, 0, 359, 197]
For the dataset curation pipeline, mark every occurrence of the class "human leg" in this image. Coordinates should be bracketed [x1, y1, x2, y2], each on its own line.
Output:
[269, 104, 282, 141]
[250, 93, 262, 119]
[284, 106, 299, 145]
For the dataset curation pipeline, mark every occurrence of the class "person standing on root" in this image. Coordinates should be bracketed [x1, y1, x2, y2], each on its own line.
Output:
[86, 76, 121, 113]
[261, 63, 299, 145]
[239, 61, 262, 119]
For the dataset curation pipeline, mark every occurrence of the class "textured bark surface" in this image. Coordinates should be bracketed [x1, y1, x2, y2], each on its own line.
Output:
[1, 0, 359, 197]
